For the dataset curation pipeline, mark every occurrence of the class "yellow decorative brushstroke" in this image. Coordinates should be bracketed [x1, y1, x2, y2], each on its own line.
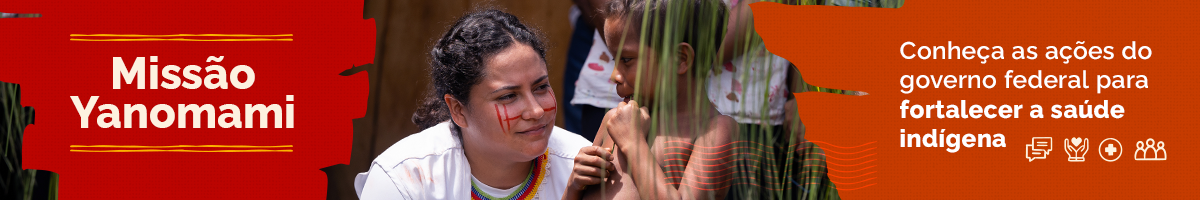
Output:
[70, 145, 292, 148]
[69, 38, 292, 41]
[70, 34, 292, 37]
[70, 149, 293, 152]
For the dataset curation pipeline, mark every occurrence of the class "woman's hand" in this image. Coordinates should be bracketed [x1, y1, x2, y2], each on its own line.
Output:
[565, 146, 615, 199]
[603, 100, 650, 147]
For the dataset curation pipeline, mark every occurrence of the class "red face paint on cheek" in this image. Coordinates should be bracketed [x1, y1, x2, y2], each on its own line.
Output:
[543, 89, 558, 112]
[495, 103, 525, 133]
[494, 104, 506, 133]
[502, 104, 520, 133]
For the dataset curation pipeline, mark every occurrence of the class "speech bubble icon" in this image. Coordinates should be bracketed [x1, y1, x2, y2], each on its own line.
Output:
[1032, 137, 1053, 152]
[1027, 137, 1053, 162]
[1026, 144, 1043, 162]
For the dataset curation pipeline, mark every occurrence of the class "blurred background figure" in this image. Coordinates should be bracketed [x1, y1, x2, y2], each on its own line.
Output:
[561, 0, 624, 141]
[563, 0, 622, 141]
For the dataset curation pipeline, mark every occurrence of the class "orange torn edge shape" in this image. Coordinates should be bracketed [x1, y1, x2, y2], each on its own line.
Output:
[69, 34, 293, 41]
[69, 145, 293, 152]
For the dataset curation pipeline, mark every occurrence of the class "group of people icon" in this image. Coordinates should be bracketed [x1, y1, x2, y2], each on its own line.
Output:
[1134, 138, 1167, 161]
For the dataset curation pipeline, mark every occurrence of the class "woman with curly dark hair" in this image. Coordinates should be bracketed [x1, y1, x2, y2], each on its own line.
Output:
[355, 9, 593, 200]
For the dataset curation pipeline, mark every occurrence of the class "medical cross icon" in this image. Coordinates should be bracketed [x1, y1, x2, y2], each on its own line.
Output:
[1098, 138, 1123, 162]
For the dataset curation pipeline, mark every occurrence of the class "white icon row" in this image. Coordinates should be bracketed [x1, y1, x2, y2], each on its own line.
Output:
[1025, 137, 1165, 162]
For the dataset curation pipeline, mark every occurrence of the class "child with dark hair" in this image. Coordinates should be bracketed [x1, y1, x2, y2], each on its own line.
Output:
[355, 9, 592, 200]
[563, 0, 738, 199]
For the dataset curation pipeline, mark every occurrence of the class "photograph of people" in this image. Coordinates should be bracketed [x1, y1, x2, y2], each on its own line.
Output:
[354, 10, 592, 200]
[563, 0, 738, 199]
[348, 1, 870, 199]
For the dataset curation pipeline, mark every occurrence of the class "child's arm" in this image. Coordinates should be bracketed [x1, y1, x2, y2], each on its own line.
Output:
[606, 101, 735, 200]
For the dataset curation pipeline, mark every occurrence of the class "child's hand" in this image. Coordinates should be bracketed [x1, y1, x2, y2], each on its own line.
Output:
[567, 146, 615, 192]
[604, 100, 650, 147]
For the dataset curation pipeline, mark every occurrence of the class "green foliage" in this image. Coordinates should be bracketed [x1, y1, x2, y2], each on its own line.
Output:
[607, 0, 885, 199]
[2, 82, 56, 200]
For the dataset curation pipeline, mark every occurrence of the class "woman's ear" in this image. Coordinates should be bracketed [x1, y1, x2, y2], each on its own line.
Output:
[676, 42, 694, 75]
[445, 94, 469, 128]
